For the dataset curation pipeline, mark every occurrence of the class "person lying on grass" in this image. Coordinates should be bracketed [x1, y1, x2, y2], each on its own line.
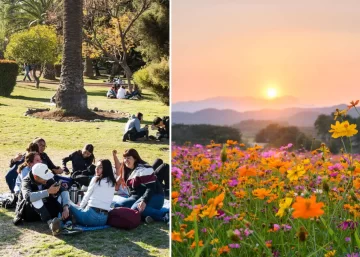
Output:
[112, 149, 169, 224]
[13, 163, 81, 235]
[68, 159, 115, 227]
[5, 142, 39, 193]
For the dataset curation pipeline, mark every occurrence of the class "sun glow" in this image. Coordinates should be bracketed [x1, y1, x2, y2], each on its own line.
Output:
[267, 88, 278, 99]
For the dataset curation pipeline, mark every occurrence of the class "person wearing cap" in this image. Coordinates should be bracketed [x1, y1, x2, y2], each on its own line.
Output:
[152, 116, 170, 140]
[123, 112, 149, 142]
[62, 144, 95, 174]
[13, 163, 80, 235]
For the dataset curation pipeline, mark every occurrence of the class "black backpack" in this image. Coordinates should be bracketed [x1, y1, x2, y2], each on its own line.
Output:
[71, 165, 96, 187]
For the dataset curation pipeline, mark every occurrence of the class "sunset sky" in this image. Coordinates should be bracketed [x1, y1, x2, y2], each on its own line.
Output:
[172, 0, 360, 106]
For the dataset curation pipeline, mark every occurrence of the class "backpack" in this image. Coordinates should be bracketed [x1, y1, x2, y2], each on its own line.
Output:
[107, 207, 141, 230]
[0, 192, 18, 209]
[71, 165, 96, 187]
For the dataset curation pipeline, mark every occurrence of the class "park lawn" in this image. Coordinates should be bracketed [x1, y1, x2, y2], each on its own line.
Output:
[0, 82, 169, 257]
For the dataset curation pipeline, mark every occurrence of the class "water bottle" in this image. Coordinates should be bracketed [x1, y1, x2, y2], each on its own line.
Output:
[70, 184, 78, 203]
[77, 194, 82, 205]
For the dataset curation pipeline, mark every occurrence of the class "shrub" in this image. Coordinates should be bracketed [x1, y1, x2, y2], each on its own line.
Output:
[0, 60, 19, 96]
[133, 58, 169, 105]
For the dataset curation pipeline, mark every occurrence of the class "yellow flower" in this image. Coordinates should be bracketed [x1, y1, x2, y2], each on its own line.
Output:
[329, 121, 358, 138]
[275, 197, 293, 217]
[287, 165, 306, 181]
[324, 250, 336, 257]
[333, 109, 347, 120]
[210, 238, 219, 245]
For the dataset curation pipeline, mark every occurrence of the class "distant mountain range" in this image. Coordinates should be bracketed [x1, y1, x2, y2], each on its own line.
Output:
[173, 96, 315, 113]
[172, 104, 357, 127]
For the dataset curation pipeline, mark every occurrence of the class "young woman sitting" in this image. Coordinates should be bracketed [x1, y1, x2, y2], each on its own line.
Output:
[113, 149, 169, 223]
[68, 159, 116, 226]
[62, 144, 95, 174]
[5, 142, 39, 193]
[14, 152, 42, 194]
[33, 138, 63, 174]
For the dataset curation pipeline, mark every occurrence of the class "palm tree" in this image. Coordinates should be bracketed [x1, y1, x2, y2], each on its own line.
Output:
[55, 0, 87, 113]
[5, 0, 61, 31]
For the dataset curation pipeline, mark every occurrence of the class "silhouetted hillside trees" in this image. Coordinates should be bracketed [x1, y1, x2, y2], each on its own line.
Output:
[255, 123, 320, 150]
[172, 124, 242, 145]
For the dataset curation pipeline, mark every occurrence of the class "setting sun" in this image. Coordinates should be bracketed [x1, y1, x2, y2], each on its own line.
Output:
[267, 88, 277, 99]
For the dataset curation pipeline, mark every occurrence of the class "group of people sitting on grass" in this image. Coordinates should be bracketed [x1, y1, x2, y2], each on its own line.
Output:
[123, 113, 170, 142]
[107, 84, 142, 100]
[3, 137, 170, 235]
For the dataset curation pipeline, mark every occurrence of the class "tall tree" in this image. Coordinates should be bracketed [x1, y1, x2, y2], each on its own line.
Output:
[55, 0, 87, 113]
[83, 0, 152, 92]
[5, 25, 57, 88]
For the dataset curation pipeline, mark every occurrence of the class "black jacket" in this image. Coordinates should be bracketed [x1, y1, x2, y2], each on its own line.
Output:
[40, 152, 58, 171]
[62, 150, 94, 172]
[158, 116, 170, 136]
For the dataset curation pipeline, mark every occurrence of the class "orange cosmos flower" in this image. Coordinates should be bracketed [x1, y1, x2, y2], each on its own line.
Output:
[200, 192, 225, 218]
[348, 100, 359, 110]
[185, 230, 195, 239]
[190, 240, 204, 249]
[292, 195, 325, 219]
[172, 231, 183, 242]
[353, 178, 360, 190]
[218, 245, 230, 255]
[252, 188, 272, 199]
[207, 181, 220, 191]
[238, 165, 257, 177]
[172, 191, 180, 198]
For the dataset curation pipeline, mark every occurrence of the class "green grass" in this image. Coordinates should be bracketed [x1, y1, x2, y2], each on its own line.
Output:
[0, 82, 169, 257]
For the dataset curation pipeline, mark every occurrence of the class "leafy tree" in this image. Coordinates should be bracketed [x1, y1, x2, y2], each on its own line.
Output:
[1, 0, 61, 32]
[172, 124, 242, 146]
[55, 0, 87, 113]
[133, 0, 169, 104]
[136, 0, 169, 62]
[314, 114, 333, 142]
[5, 25, 57, 88]
[83, 0, 153, 92]
[133, 57, 169, 105]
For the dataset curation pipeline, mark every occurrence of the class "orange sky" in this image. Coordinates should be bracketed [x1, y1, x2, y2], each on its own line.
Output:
[172, 0, 360, 106]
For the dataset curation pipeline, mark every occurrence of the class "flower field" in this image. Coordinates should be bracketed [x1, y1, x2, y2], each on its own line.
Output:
[171, 102, 360, 257]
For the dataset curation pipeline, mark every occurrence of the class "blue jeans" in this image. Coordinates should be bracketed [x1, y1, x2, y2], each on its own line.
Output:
[69, 202, 108, 226]
[114, 194, 166, 221]
[5, 166, 18, 193]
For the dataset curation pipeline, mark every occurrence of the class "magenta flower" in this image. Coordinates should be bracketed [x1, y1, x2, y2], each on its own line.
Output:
[345, 237, 351, 242]
[338, 220, 358, 230]
[229, 243, 240, 248]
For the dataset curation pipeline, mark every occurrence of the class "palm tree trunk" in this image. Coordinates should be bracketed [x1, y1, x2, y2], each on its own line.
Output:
[56, 0, 87, 113]
[43, 63, 56, 80]
[83, 55, 94, 78]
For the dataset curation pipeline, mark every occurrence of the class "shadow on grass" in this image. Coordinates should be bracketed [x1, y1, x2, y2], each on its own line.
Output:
[59, 223, 169, 256]
[9, 95, 51, 103]
[16, 84, 56, 91]
[0, 209, 22, 247]
[0, 103, 9, 106]
[86, 90, 107, 97]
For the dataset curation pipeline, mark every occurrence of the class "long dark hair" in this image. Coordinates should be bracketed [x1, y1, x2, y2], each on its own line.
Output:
[26, 142, 39, 153]
[18, 152, 40, 174]
[96, 159, 116, 187]
[122, 149, 147, 180]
